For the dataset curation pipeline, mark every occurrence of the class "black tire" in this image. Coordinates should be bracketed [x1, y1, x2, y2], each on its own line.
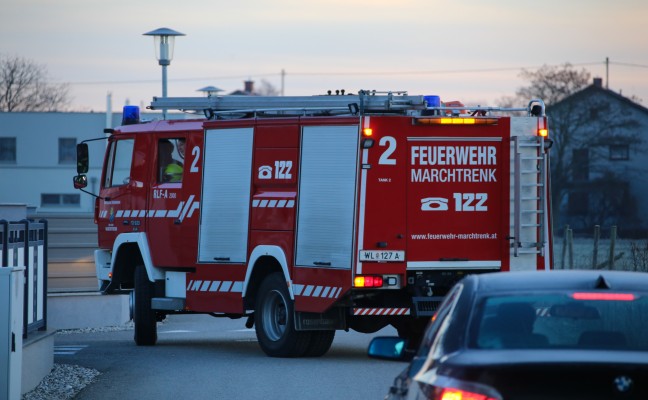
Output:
[303, 330, 335, 357]
[134, 265, 157, 346]
[254, 272, 311, 357]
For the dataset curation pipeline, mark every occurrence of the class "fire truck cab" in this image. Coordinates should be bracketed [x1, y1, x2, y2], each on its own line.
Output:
[74, 91, 553, 357]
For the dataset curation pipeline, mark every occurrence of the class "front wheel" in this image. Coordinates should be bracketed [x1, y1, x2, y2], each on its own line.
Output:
[134, 265, 157, 346]
[254, 272, 311, 357]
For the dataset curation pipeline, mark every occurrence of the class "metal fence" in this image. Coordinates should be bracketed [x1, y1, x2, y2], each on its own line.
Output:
[0, 219, 48, 337]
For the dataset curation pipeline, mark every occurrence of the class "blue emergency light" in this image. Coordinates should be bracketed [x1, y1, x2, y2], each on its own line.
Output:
[122, 105, 140, 125]
[424, 95, 441, 108]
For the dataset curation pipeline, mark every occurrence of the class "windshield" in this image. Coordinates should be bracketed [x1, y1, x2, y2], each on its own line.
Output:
[470, 293, 648, 351]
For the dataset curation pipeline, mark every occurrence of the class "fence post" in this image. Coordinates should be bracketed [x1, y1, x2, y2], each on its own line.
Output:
[561, 225, 569, 269]
[567, 228, 574, 269]
[592, 225, 600, 270]
[608, 226, 617, 270]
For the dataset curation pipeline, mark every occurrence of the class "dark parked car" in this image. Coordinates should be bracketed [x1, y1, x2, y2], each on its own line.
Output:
[369, 270, 648, 399]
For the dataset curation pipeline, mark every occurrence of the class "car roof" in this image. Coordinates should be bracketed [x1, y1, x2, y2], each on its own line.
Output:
[468, 270, 648, 294]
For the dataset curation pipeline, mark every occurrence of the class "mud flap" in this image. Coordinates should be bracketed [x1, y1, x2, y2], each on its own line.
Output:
[295, 307, 347, 331]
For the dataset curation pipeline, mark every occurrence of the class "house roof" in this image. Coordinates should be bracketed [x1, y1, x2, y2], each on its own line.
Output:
[551, 81, 648, 116]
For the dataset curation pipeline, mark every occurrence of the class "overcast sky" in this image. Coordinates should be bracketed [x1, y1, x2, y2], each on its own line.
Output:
[2, 0, 647, 112]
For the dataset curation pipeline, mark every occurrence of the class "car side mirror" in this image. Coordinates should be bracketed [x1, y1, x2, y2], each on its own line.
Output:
[367, 337, 410, 361]
[77, 143, 89, 174]
[73, 175, 88, 189]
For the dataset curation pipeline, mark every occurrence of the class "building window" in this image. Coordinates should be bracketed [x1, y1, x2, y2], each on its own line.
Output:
[59, 138, 77, 164]
[0, 137, 17, 163]
[41, 193, 81, 207]
[609, 144, 629, 161]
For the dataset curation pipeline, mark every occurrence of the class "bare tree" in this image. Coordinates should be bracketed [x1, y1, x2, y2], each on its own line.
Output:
[256, 79, 280, 96]
[0, 54, 70, 112]
[516, 64, 591, 106]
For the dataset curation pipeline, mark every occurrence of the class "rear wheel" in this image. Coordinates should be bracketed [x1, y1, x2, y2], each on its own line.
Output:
[255, 272, 311, 357]
[303, 330, 335, 357]
[134, 265, 157, 346]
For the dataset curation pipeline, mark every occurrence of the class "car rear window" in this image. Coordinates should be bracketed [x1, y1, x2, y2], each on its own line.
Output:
[471, 293, 648, 351]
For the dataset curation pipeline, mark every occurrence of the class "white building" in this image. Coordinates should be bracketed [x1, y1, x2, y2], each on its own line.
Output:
[0, 110, 194, 214]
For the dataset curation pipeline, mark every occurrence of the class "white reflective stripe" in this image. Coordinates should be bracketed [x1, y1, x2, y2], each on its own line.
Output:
[353, 308, 410, 316]
[116, 210, 124, 218]
[123, 210, 131, 218]
[293, 284, 304, 296]
[252, 199, 296, 208]
[187, 202, 200, 218]
[231, 282, 243, 292]
[155, 210, 167, 217]
[179, 195, 195, 221]
[292, 285, 345, 298]
[167, 202, 184, 218]
[184, 280, 247, 292]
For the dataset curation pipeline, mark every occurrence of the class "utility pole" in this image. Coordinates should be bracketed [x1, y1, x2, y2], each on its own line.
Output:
[281, 69, 286, 96]
[605, 57, 609, 89]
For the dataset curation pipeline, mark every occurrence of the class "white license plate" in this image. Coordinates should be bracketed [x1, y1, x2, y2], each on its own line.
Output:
[359, 250, 405, 262]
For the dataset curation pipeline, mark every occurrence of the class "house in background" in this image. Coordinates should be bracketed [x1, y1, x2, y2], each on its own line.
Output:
[0, 110, 196, 214]
[549, 78, 648, 237]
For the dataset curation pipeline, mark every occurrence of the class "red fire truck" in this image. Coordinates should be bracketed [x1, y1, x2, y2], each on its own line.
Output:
[73, 91, 553, 357]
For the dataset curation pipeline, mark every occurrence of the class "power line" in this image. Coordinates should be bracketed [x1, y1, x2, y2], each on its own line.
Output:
[57, 60, 647, 87]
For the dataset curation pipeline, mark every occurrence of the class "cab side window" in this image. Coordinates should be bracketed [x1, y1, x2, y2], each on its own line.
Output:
[104, 139, 135, 187]
[158, 138, 185, 183]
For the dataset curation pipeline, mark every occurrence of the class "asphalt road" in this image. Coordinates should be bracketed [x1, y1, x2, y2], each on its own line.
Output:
[54, 314, 406, 399]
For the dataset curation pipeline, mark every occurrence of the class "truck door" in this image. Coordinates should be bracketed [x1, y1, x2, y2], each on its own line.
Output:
[147, 135, 199, 267]
[97, 136, 148, 248]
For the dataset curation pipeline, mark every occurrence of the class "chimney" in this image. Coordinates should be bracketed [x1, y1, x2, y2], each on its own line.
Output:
[244, 80, 254, 94]
[593, 77, 603, 88]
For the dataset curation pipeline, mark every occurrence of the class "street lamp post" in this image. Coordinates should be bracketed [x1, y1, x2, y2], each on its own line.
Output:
[143, 27, 185, 119]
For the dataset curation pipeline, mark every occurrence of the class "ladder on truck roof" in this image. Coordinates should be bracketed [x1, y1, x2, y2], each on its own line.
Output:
[512, 136, 548, 257]
[149, 90, 428, 117]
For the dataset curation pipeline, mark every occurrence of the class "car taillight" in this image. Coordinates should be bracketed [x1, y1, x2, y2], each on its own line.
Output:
[436, 387, 498, 400]
[418, 375, 502, 400]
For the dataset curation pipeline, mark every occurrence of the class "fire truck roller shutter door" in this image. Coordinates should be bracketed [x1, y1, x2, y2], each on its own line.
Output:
[295, 125, 359, 268]
[199, 128, 254, 263]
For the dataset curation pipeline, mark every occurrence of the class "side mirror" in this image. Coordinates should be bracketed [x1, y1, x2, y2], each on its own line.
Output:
[77, 143, 89, 174]
[73, 175, 88, 189]
[367, 337, 409, 361]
